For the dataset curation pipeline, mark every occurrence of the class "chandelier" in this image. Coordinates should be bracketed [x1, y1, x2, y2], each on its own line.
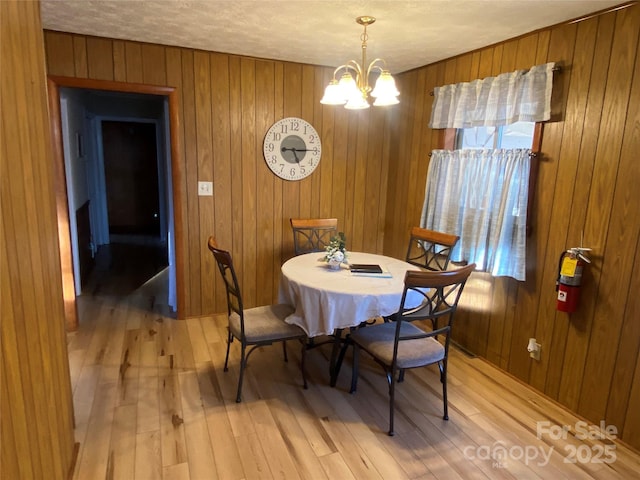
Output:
[320, 16, 400, 110]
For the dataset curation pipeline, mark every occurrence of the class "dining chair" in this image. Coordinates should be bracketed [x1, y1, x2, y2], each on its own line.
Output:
[207, 236, 308, 402]
[377, 226, 461, 326]
[348, 263, 475, 435]
[405, 226, 460, 271]
[290, 218, 338, 255]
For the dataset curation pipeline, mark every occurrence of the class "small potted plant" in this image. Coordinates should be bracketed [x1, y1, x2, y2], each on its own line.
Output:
[324, 232, 347, 270]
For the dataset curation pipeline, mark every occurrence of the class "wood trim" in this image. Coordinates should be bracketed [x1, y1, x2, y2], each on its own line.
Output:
[167, 88, 185, 319]
[439, 128, 457, 149]
[66, 442, 80, 480]
[290, 218, 338, 229]
[46, 75, 186, 326]
[47, 78, 78, 330]
[47, 75, 176, 95]
[409, 225, 459, 247]
[527, 122, 544, 236]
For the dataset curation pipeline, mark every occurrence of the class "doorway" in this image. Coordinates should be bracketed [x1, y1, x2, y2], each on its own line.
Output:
[103, 120, 161, 238]
[48, 76, 184, 329]
[89, 116, 169, 297]
[60, 89, 171, 302]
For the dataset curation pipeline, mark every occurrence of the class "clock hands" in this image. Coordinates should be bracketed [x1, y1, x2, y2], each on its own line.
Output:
[281, 147, 315, 153]
[281, 147, 315, 164]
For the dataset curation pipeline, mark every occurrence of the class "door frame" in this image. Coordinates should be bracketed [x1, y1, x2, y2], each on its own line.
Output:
[47, 76, 185, 328]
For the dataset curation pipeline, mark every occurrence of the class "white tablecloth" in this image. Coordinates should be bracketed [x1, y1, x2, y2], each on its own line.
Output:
[278, 252, 419, 337]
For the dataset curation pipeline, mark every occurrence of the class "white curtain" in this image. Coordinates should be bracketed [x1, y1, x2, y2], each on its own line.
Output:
[429, 62, 555, 129]
[421, 149, 531, 281]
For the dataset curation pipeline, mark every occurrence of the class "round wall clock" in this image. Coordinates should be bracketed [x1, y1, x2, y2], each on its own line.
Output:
[263, 117, 322, 181]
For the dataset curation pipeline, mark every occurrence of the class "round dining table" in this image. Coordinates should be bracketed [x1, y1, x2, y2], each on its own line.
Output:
[278, 251, 420, 337]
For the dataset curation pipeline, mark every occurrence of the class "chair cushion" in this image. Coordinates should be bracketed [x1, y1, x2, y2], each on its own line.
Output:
[351, 321, 445, 369]
[229, 304, 305, 343]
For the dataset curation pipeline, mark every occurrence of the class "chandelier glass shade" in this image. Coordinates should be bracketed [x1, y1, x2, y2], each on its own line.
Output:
[320, 16, 400, 110]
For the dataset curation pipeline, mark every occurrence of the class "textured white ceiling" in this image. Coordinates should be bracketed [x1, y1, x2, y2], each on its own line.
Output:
[41, 0, 625, 73]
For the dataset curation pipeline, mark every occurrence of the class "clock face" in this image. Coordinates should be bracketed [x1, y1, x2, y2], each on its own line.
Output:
[263, 117, 322, 180]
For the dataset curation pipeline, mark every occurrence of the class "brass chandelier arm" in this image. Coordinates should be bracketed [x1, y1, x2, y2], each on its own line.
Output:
[330, 58, 388, 93]
[331, 61, 363, 79]
[366, 58, 389, 77]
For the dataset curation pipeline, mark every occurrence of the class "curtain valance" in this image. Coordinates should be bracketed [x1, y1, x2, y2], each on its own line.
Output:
[429, 62, 555, 129]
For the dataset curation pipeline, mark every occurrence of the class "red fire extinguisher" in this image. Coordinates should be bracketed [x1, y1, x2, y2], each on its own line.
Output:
[556, 247, 591, 313]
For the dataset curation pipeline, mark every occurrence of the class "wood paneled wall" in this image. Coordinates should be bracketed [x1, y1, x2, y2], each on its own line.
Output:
[41, 2, 640, 451]
[387, 3, 640, 451]
[44, 31, 393, 319]
[1, 1, 76, 478]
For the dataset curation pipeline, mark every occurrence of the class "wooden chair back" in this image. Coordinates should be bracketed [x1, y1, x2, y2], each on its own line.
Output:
[405, 226, 460, 271]
[290, 218, 338, 255]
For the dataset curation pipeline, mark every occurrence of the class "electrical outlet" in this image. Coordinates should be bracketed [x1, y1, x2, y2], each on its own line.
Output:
[530, 346, 541, 361]
[527, 338, 541, 361]
[198, 181, 213, 196]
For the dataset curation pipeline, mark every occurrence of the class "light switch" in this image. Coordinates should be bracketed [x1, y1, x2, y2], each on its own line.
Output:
[198, 181, 213, 196]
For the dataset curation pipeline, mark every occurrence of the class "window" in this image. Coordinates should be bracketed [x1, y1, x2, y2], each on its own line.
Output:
[424, 63, 555, 281]
[424, 125, 543, 280]
[456, 122, 535, 150]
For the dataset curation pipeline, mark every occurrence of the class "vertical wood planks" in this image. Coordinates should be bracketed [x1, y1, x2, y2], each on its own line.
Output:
[2, 1, 75, 478]
[255, 60, 276, 306]
[194, 51, 214, 313]
[578, 5, 640, 423]
[240, 57, 257, 307]
[556, 13, 616, 411]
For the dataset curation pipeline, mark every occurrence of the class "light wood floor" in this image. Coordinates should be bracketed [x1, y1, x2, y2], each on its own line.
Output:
[68, 255, 640, 479]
